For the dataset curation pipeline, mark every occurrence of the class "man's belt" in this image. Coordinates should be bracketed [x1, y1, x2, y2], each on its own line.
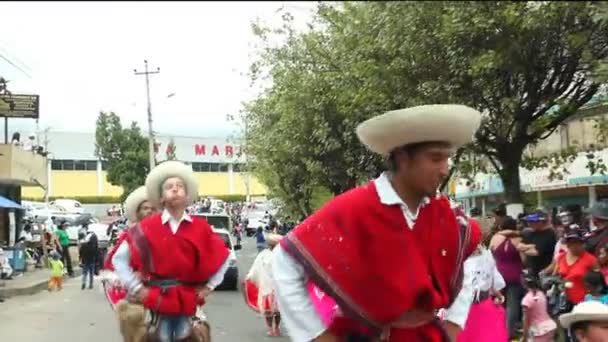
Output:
[144, 279, 205, 292]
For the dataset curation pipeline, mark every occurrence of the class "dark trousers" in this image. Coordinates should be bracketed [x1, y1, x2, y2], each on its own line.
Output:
[505, 283, 525, 339]
[61, 246, 74, 276]
[82, 263, 95, 288]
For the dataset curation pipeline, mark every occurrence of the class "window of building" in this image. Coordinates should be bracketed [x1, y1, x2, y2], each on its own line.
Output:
[219, 163, 228, 172]
[74, 160, 86, 171]
[209, 163, 220, 172]
[233, 163, 241, 172]
[51, 160, 63, 170]
[101, 161, 109, 171]
[62, 160, 74, 170]
[85, 161, 98, 171]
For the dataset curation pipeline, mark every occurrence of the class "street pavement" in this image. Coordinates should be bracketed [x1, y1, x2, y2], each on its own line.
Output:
[0, 237, 289, 342]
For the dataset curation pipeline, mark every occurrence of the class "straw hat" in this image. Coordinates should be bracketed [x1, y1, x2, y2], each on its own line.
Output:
[559, 301, 608, 329]
[356, 104, 481, 156]
[123, 186, 148, 224]
[145, 161, 199, 206]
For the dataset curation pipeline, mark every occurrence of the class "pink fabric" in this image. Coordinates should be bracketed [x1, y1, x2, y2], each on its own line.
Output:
[533, 332, 556, 342]
[457, 298, 508, 342]
[307, 280, 339, 327]
[521, 291, 552, 327]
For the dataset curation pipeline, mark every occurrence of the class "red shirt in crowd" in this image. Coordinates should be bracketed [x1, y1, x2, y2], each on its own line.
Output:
[557, 251, 598, 304]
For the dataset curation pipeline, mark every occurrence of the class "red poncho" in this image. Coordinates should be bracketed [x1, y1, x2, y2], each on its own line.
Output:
[117, 214, 229, 315]
[280, 181, 480, 341]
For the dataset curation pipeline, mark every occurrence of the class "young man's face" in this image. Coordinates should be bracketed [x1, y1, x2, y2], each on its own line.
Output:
[395, 143, 451, 196]
[575, 322, 608, 342]
[161, 177, 188, 209]
[137, 200, 157, 221]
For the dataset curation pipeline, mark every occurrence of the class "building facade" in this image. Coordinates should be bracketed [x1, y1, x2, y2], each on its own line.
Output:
[451, 99, 608, 214]
[21, 131, 267, 199]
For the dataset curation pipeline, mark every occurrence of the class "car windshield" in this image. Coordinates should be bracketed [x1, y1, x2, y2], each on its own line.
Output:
[215, 232, 232, 249]
[203, 216, 229, 229]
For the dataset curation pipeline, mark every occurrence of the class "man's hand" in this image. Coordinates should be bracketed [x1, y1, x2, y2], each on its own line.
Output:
[197, 286, 212, 300]
[314, 331, 339, 342]
[136, 286, 150, 303]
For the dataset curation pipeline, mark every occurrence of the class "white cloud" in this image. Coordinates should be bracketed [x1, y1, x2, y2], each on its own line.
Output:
[0, 1, 316, 139]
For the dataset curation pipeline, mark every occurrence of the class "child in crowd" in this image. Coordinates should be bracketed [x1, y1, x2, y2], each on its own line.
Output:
[596, 244, 608, 283]
[48, 251, 64, 291]
[583, 270, 608, 304]
[521, 270, 556, 342]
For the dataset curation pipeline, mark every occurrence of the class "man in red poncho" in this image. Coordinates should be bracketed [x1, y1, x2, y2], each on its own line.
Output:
[111, 161, 231, 341]
[272, 104, 483, 342]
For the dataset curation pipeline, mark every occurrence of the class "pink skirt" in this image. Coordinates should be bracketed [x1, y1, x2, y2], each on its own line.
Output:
[457, 298, 508, 342]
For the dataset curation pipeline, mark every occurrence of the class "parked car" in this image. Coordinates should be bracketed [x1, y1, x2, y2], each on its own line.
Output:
[212, 228, 240, 291]
[192, 212, 233, 232]
[50, 199, 85, 214]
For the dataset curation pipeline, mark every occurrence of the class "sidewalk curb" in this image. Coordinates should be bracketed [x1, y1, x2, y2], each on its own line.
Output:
[0, 268, 83, 299]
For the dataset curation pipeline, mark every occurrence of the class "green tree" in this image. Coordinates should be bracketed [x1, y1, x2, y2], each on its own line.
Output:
[246, 2, 608, 206]
[95, 112, 150, 200]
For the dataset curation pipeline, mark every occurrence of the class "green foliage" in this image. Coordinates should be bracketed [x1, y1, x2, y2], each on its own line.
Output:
[94, 112, 150, 201]
[246, 2, 608, 208]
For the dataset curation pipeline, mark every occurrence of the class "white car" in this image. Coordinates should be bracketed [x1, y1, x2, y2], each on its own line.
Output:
[50, 199, 85, 214]
[211, 227, 240, 290]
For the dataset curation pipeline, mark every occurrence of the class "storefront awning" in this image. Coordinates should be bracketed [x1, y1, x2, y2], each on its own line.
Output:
[0, 196, 24, 209]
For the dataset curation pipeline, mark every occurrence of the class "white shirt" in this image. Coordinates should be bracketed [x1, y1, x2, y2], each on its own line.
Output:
[272, 172, 475, 342]
[112, 209, 232, 294]
[443, 247, 505, 327]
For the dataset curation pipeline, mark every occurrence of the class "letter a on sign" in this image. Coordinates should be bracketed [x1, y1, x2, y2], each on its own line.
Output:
[194, 144, 206, 155]
[212, 145, 220, 156]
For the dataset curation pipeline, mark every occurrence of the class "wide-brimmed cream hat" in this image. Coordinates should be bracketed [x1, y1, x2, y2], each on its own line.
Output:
[266, 233, 283, 247]
[145, 161, 199, 206]
[356, 104, 482, 155]
[123, 186, 148, 224]
[559, 301, 608, 329]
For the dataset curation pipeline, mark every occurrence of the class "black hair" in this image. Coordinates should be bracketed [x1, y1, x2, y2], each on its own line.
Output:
[522, 269, 541, 294]
[492, 203, 507, 217]
[469, 207, 481, 217]
[583, 270, 608, 295]
[500, 216, 517, 231]
[570, 321, 591, 342]
[387, 141, 452, 171]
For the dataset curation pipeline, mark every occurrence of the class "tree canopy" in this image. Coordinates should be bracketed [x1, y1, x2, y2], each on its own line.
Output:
[245, 1, 608, 213]
[95, 111, 150, 201]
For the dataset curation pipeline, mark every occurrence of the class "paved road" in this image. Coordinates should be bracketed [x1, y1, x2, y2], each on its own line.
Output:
[0, 237, 289, 342]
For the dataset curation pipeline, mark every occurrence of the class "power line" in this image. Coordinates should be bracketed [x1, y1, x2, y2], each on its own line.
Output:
[0, 53, 32, 79]
[0, 44, 32, 73]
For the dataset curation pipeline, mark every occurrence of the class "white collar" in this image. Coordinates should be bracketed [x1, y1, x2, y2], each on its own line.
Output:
[161, 209, 192, 225]
[373, 172, 431, 208]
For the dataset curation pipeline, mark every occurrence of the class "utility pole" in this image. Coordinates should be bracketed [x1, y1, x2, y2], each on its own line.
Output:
[134, 60, 160, 171]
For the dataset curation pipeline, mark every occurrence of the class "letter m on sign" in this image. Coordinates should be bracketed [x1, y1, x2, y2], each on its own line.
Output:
[194, 144, 206, 156]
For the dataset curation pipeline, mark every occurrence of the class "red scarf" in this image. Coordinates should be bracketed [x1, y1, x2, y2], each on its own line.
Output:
[281, 181, 480, 340]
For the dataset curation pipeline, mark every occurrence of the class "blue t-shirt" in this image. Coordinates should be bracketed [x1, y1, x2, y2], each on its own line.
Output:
[584, 293, 608, 305]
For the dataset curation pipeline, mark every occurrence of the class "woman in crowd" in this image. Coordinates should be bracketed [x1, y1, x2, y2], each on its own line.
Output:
[490, 216, 525, 340]
[556, 230, 599, 307]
